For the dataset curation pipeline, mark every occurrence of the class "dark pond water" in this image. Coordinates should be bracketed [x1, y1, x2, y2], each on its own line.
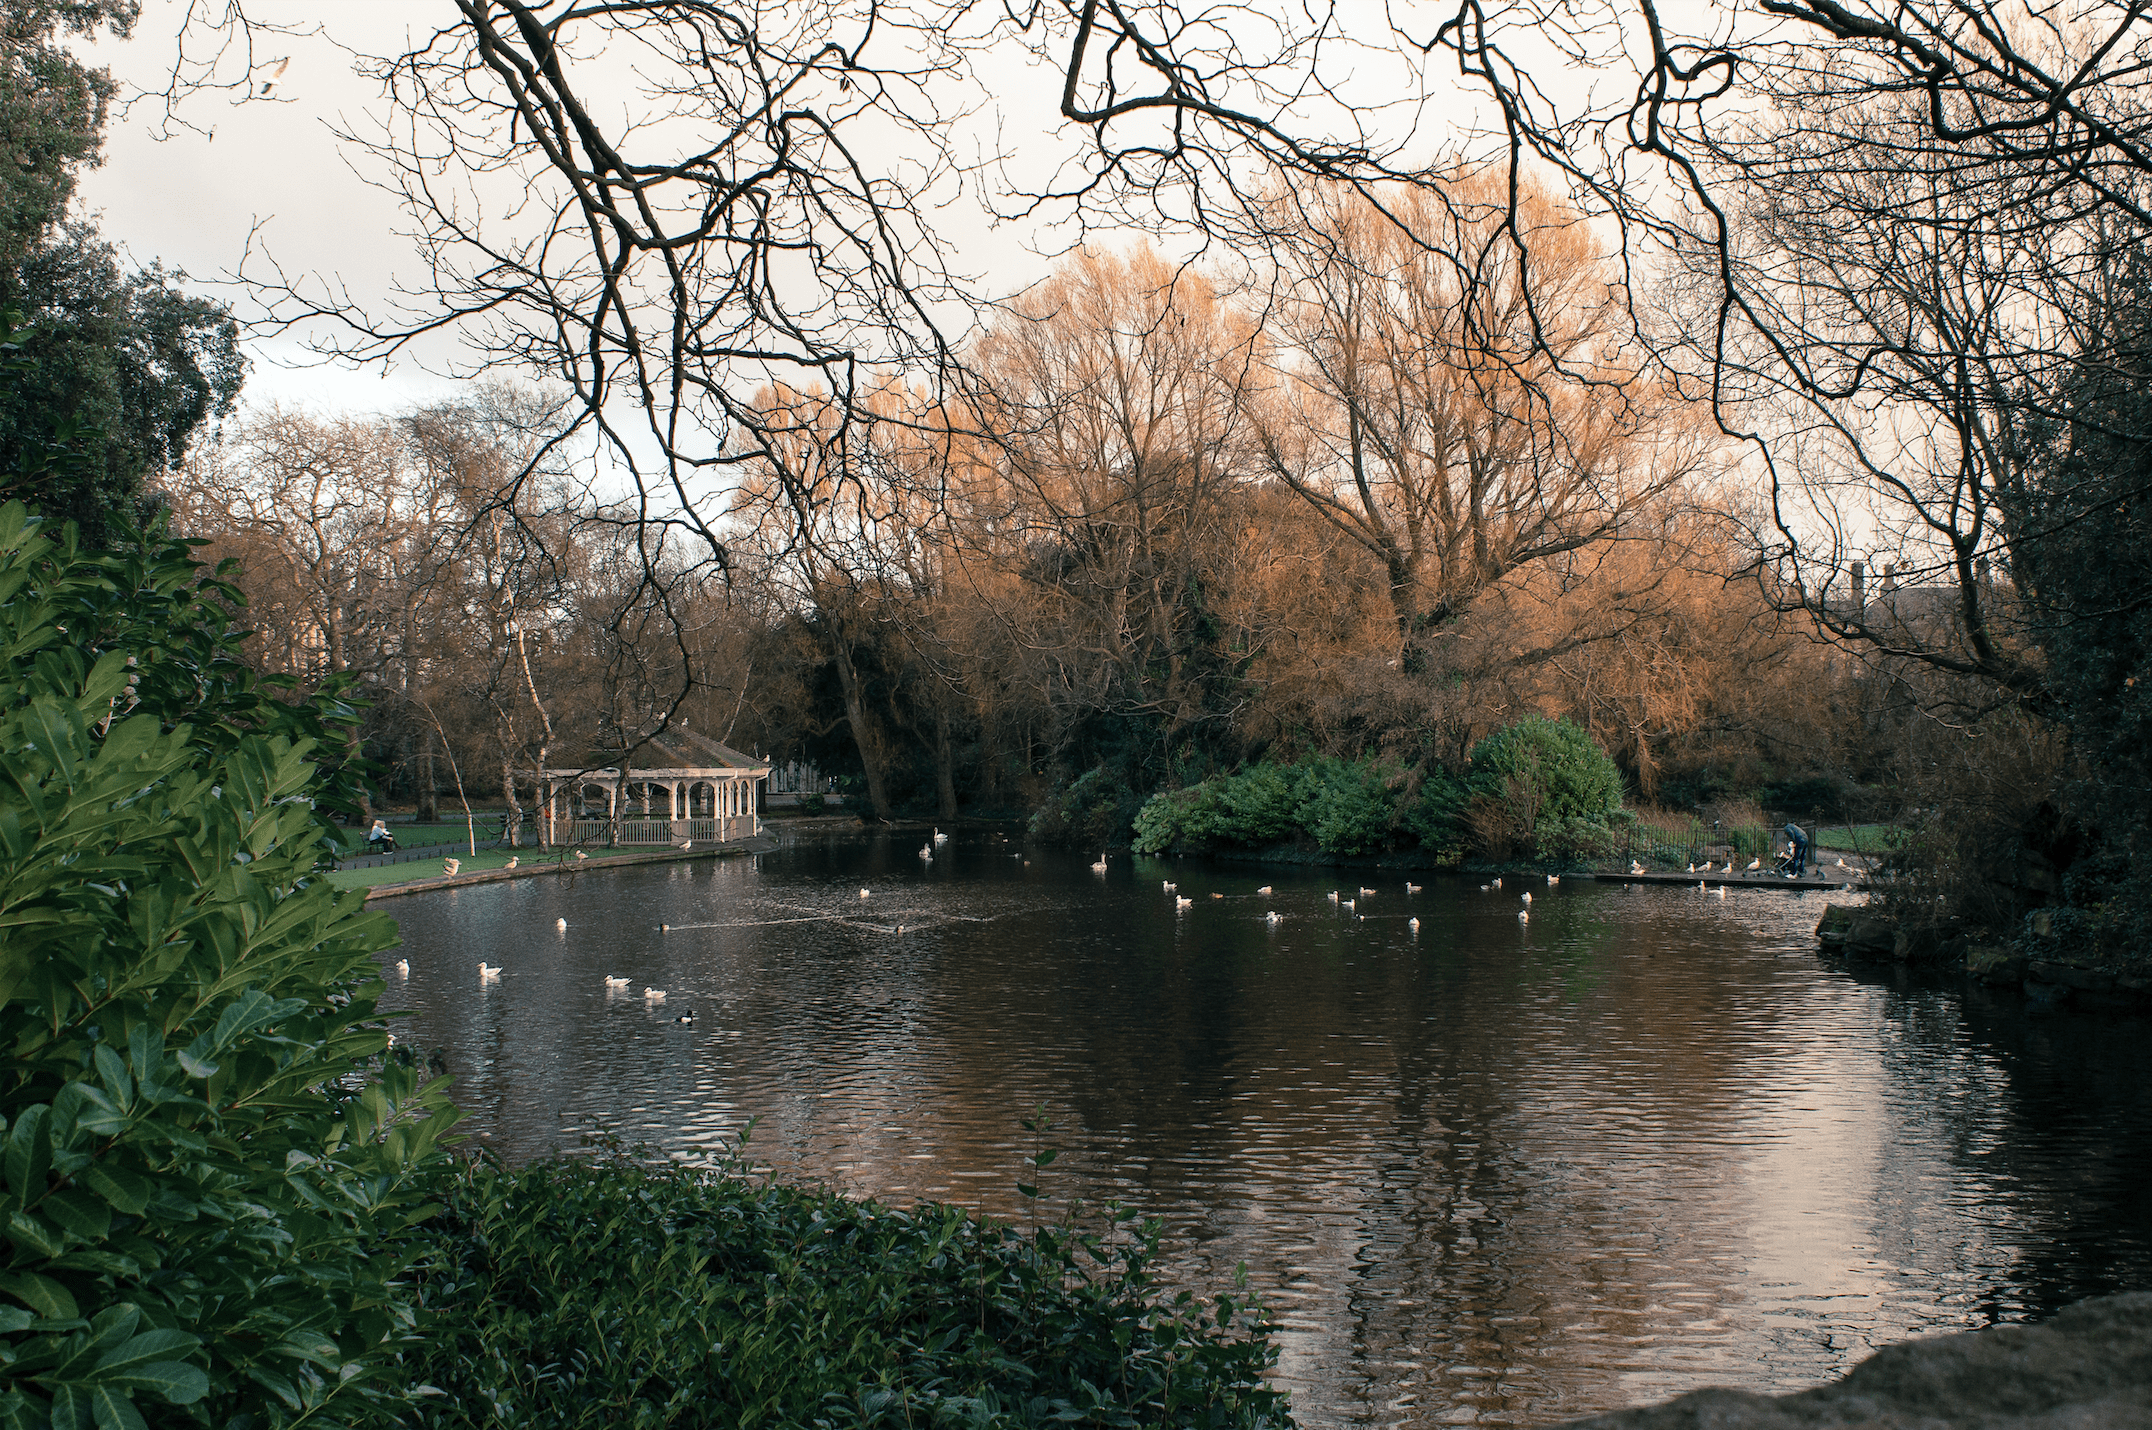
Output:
[374, 831, 2152, 1428]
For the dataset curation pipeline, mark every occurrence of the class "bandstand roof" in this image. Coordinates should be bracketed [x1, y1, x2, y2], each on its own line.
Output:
[545, 728, 771, 782]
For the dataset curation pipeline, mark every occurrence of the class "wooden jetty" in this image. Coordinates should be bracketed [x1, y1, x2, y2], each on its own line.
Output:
[1590, 869, 1862, 893]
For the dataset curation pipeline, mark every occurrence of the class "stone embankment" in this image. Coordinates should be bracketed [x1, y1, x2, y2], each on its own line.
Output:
[1815, 905, 2152, 1013]
[1553, 1292, 2152, 1428]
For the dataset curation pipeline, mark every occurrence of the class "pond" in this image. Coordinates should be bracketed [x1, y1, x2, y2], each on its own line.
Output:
[373, 831, 2152, 1428]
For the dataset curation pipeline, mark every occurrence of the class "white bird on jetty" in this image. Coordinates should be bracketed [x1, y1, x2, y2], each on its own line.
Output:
[1520, 891, 1532, 905]
[394, 959, 409, 976]
[555, 917, 567, 930]
[644, 987, 666, 1001]
[442, 857, 460, 876]
[1698, 860, 1713, 872]
[1631, 861, 1647, 875]
[1405, 882, 1421, 894]
[678, 839, 693, 851]
[477, 962, 500, 980]
[1746, 857, 1762, 871]
[604, 975, 630, 988]
[1686, 863, 1696, 873]
[1836, 857, 1849, 868]
[1091, 853, 1108, 873]
[1175, 895, 1193, 910]
[1409, 917, 1420, 932]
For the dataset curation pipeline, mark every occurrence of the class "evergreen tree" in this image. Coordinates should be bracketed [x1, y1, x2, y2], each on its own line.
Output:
[0, 0, 243, 544]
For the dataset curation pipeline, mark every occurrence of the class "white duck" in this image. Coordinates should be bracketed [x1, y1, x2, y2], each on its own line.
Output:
[1409, 917, 1420, 932]
[604, 975, 631, 988]
[477, 962, 501, 980]
[1265, 910, 1282, 925]
[1257, 885, 1273, 895]
[1517, 909, 1529, 924]
[1404, 882, 1421, 894]
[394, 959, 409, 976]
[644, 987, 667, 1001]
[1175, 895, 1193, 910]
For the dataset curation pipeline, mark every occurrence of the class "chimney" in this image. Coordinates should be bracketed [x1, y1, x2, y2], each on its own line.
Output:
[1882, 562, 1899, 593]
[1850, 560, 1865, 612]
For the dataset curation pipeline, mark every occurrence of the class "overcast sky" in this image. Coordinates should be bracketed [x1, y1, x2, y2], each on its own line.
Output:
[74, 2, 1524, 425]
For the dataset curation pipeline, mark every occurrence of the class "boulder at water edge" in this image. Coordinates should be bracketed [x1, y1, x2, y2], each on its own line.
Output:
[1551, 1292, 2152, 1428]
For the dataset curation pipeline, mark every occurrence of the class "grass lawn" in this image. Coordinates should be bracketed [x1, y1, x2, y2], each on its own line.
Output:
[1813, 823, 1904, 852]
[325, 846, 543, 891]
[327, 817, 512, 856]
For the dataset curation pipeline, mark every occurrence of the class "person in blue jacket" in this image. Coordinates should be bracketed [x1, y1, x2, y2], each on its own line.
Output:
[1783, 822, 1809, 876]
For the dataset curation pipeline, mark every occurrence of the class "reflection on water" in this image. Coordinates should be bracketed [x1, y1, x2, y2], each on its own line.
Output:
[375, 832, 2152, 1428]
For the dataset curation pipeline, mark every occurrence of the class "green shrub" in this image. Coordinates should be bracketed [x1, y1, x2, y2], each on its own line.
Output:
[1028, 767, 1145, 849]
[0, 504, 459, 1430]
[1214, 764, 1302, 845]
[1131, 783, 1225, 854]
[1296, 758, 1399, 855]
[398, 1146, 1290, 1429]
[1400, 770, 1473, 854]
[1466, 716, 1623, 825]
[1533, 815, 1618, 864]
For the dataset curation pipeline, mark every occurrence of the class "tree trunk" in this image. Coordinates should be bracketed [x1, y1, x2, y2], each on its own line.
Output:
[418, 734, 440, 823]
[934, 701, 958, 821]
[830, 638, 894, 818]
[501, 758, 523, 848]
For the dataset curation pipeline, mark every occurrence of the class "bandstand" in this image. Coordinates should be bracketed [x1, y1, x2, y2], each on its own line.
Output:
[536, 729, 769, 847]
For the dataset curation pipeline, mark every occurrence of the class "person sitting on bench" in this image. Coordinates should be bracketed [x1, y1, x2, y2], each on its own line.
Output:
[367, 818, 397, 853]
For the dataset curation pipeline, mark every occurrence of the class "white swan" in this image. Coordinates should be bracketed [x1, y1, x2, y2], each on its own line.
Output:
[477, 962, 501, 980]
[933, 829, 949, 845]
[1090, 854, 1108, 873]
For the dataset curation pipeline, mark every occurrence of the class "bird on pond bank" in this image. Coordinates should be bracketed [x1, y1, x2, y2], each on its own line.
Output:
[1210, 892, 1223, 899]
[1479, 884, 1491, 892]
[574, 850, 587, 861]
[506, 855, 519, 869]
[442, 857, 460, 876]
[478, 962, 501, 980]
[1715, 886, 1727, 899]
[678, 840, 693, 851]
[1746, 857, 1762, 871]
[660, 923, 670, 932]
